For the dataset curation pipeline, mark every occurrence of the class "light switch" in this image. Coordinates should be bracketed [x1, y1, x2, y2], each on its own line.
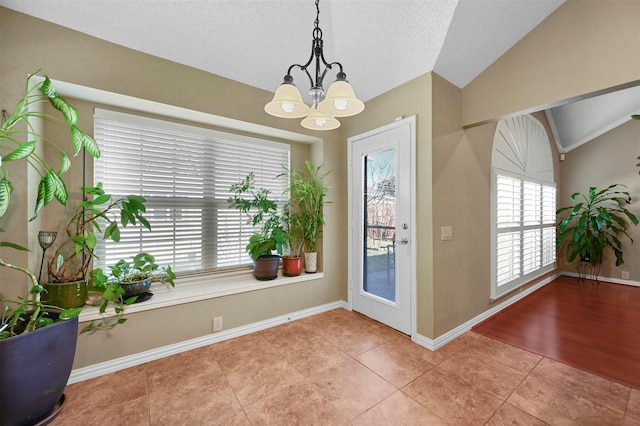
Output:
[441, 226, 453, 241]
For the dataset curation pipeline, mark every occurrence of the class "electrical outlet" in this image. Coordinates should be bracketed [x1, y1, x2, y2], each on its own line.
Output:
[621, 271, 630, 280]
[213, 317, 223, 332]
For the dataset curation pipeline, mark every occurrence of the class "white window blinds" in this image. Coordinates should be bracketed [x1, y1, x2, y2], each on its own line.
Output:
[495, 172, 556, 291]
[93, 109, 290, 274]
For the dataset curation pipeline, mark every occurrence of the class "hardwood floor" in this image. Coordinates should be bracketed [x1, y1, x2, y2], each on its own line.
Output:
[473, 275, 640, 389]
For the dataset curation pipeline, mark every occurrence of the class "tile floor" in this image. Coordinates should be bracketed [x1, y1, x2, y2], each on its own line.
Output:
[53, 308, 639, 425]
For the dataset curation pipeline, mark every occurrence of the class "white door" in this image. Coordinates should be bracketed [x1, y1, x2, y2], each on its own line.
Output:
[348, 117, 415, 335]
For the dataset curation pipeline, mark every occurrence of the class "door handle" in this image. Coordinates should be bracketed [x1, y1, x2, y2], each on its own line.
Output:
[399, 238, 409, 245]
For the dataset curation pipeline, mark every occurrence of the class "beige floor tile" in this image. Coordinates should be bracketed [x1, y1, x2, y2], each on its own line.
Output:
[486, 403, 548, 425]
[351, 391, 448, 426]
[627, 389, 640, 422]
[223, 350, 305, 405]
[300, 309, 388, 355]
[210, 332, 280, 371]
[403, 368, 503, 425]
[149, 371, 249, 425]
[468, 334, 542, 373]
[525, 358, 630, 413]
[437, 348, 528, 400]
[54, 395, 150, 426]
[414, 332, 478, 365]
[310, 358, 396, 420]
[60, 365, 148, 413]
[508, 373, 626, 425]
[146, 345, 220, 388]
[262, 322, 352, 377]
[244, 381, 349, 425]
[356, 342, 433, 388]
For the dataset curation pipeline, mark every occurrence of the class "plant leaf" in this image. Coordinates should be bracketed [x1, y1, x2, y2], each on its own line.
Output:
[0, 241, 29, 251]
[59, 152, 71, 174]
[0, 177, 12, 217]
[71, 126, 101, 158]
[3, 140, 36, 161]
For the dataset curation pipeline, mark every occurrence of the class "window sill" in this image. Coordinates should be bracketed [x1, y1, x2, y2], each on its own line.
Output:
[79, 271, 324, 322]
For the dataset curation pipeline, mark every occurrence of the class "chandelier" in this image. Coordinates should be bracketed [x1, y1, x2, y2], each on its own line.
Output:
[264, 0, 364, 131]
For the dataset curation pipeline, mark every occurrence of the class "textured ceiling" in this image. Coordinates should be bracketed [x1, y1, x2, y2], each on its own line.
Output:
[5, 0, 632, 150]
[0, 0, 565, 103]
[546, 85, 640, 153]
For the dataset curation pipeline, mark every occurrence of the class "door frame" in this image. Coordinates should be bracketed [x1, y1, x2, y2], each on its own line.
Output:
[347, 116, 417, 337]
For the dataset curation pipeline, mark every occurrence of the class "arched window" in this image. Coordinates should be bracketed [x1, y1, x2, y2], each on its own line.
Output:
[491, 115, 556, 299]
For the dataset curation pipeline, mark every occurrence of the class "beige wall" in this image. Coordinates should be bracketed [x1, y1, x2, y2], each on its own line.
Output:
[559, 120, 640, 280]
[432, 72, 563, 335]
[0, 8, 348, 368]
[463, 0, 640, 127]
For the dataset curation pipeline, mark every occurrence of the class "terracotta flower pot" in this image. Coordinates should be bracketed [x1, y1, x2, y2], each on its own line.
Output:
[282, 256, 303, 276]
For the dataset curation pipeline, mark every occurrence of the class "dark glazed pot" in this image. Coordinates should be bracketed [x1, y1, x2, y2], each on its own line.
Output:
[253, 255, 280, 280]
[0, 312, 79, 425]
[43, 279, 88, 309]
[120, 278, 152, 298]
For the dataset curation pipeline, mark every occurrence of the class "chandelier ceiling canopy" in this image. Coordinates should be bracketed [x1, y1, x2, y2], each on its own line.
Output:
[264, 0, 364, 131]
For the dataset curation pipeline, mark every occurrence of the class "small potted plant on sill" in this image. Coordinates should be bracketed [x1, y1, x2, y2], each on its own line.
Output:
[556, 184, 638, 279]
[83, 252, 175, 332]
[282, 209, 304, 276]
[282, 161, 331, 273]
[228, 172, 291, 280]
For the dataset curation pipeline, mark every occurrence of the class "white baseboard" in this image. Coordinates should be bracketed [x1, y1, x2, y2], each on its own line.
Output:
[411, 272, 561, 352]
[561, 271, 640, 287]
[69, 300, 347, 384]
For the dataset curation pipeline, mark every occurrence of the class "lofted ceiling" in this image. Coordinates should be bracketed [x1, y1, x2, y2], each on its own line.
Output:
[3, 0, 633, 149]
[0, 0, 565, 101]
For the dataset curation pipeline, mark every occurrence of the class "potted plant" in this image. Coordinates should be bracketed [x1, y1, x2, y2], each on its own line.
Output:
[281, 208, 304, 276]
[82, 252, 175, 332]
[556, 184, 638, 274]
[0, 72, 100, 425]
[228, 172, 291, 280]
[283, 161, 330, 273]
[43, 182, 150, 309]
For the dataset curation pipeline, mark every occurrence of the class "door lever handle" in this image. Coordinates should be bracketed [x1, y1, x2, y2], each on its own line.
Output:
[399, 238, 409, 245]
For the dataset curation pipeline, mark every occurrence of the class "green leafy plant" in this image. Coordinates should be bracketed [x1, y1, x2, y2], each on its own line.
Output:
[83, 253, 175, 332]
[47, 183, 150, 283]
[228, 172, 291, 260]
[0, 72, 100, 338]
[99, 252, 175, 285]
[556, 184, 638, 266]
[0, 71, 99, 220]
[281, 161, 331, 253]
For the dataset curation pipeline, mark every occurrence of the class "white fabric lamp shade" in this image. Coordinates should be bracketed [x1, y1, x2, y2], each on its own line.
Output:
[264, 83, 310, 118]
[317, 80, 365, 117]
[301, 106, 340, 131]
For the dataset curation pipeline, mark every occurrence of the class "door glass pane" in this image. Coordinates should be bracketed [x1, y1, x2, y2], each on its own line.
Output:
[363, 149, 396, 302]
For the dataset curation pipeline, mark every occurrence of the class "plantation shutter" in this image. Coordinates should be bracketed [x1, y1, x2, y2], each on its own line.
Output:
[93, 108, 290, 274]
[495, 171, 556, 291]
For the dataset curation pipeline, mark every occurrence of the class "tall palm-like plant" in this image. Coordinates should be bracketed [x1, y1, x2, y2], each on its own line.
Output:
[284, 161, 331, 253]
[556, 184, 638, 266]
